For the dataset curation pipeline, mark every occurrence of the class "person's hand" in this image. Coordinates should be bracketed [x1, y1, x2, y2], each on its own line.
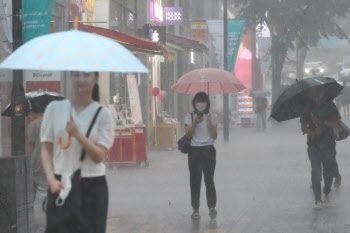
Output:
[311, 113, 323, 125]
[207, 114, 213, 128]
[193, 115, 204, 126]
[66, 118, 81, 138]
[314, 127, 321, 135]
[49, 178, 64, 194]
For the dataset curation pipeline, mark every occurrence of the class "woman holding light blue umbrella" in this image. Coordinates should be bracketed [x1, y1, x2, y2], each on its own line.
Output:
[0, 29, 148, 233]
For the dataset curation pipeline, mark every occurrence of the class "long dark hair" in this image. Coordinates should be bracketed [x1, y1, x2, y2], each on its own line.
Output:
[192, 92, 210, 114]
[92, 72, 100, 102]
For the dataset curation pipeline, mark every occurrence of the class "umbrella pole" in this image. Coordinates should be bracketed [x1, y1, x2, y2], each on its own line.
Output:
[207, 82, 209, 95]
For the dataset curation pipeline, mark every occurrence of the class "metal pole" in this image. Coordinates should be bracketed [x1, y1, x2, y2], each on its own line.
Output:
[251, 29, 258, 91]
[11, 0, 26, 156]
[223, 0, 229, 141]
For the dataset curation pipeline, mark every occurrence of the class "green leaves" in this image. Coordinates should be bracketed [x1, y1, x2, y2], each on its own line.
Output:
[233, 0, 350, 48]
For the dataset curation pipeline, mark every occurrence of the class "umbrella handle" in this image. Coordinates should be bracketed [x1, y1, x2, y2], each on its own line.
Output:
[58, 135, 72, 149]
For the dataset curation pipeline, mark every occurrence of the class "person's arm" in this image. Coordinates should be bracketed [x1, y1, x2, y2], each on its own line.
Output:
[209, 126, 218, 140]
[41, 142, 63, 194]
[66, 118, 108, 163]
[323, 120, 341, 128]
[185, 115, 203, 139]
[301, 123, 320, 136]
[207, 114, 218, 140]
[311, 114, 341, 128]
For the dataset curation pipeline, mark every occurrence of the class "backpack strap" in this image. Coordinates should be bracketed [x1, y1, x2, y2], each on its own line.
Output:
[80, 106, 103, 161]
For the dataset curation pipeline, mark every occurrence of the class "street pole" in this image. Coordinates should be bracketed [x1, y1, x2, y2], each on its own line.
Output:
[251, 29, 258, 91]
[11, 0, 26, 156]
[223, 0, 229, 141]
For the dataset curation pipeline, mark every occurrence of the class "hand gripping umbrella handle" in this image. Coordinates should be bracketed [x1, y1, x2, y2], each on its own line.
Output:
[58, 135, 71, 149]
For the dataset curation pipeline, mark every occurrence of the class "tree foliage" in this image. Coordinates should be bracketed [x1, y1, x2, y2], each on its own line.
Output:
[232, 0, 350, 101]
[233, 0, 349, 48]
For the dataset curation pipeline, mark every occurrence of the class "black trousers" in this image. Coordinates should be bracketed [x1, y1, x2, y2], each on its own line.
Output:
[45, 175, 109, 233]
[188, 145, 217, 210]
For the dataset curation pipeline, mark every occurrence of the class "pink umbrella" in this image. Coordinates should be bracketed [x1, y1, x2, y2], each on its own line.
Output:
[171, 68, 246, 95]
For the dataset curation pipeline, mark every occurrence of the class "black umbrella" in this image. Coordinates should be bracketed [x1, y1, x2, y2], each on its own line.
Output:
[1, 91, 65, 117]
[270, 77, 343, 122]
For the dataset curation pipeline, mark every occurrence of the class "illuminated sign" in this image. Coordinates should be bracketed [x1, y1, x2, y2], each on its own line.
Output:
[164, 7, 182, 25]
[150, 1, 163, 22]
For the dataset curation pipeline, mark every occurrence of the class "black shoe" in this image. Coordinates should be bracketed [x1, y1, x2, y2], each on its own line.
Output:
[209, 209, 217, 220]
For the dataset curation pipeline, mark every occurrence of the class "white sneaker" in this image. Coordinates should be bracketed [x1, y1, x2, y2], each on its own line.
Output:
[314, 201, 324, 210]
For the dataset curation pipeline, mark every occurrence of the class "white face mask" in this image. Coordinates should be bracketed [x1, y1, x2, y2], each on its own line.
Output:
[195, 102, 207, 112]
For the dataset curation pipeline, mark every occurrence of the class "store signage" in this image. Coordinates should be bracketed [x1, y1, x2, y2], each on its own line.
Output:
[25, 70, 61, 93]
[145, 24, 166, 45]
[150, 1, 163, 22]
[190, 21, 208, 42]
[164, 7, 182, 25]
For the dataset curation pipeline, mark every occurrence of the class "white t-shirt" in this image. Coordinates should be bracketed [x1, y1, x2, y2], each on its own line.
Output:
[185, 113, 218, 147]
[40, 100, 115, 178]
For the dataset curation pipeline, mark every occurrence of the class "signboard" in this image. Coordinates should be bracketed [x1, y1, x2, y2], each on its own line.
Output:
[164, 7, 182, 25]
[150, 1, 163, 22]
[190, 21, 208, 42]
[227, 19, 245, 72]
[145, 24, 166, 45]
[25, 70, 61, 93]
[127, 75, 143, 124]
[22, 0, 54, 42]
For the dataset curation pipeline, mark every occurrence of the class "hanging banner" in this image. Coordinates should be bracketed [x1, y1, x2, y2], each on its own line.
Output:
[127, 75, 143, 124]
[207, 20, 224, 70]
[0, 0, 12, 54]
[227, 19, 245, 72]
[207, 20, 245, 72]
[22, 0, 54, 42]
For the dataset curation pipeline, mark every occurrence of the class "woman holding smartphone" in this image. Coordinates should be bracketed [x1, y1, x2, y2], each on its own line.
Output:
[184, 92, 218, 220]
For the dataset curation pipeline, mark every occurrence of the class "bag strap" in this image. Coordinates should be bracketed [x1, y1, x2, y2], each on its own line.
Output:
[80, 106, 103, 161]
[191, 113, 194, 124]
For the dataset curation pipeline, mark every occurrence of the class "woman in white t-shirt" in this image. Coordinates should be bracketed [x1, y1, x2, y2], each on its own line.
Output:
[184, 92, 218, 220]
[41, 72, 115, 233]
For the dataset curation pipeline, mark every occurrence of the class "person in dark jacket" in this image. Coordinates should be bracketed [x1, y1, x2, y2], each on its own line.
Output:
[300, 88, 341, 209]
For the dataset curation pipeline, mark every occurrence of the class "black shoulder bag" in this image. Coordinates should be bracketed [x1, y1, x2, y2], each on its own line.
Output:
[177, 113, 193, 154]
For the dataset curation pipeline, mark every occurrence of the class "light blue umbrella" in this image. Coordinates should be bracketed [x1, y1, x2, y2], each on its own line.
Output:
[0, 30, 149, 73]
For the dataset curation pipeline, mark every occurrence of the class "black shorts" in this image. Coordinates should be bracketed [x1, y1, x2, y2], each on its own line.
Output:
[45, 175, 108, 233]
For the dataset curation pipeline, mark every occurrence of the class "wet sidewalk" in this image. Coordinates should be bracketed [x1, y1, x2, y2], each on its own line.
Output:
[33, 119, 350, 233]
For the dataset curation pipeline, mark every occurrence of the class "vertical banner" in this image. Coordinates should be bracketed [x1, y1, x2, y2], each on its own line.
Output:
[207, 20, 224, 70]
[0, 0, 13, 53]
[127, 75, 143, 124]
[22, 0, 54, 42]
[207, 19, 245, 72]
[227, 19, 245, 72]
